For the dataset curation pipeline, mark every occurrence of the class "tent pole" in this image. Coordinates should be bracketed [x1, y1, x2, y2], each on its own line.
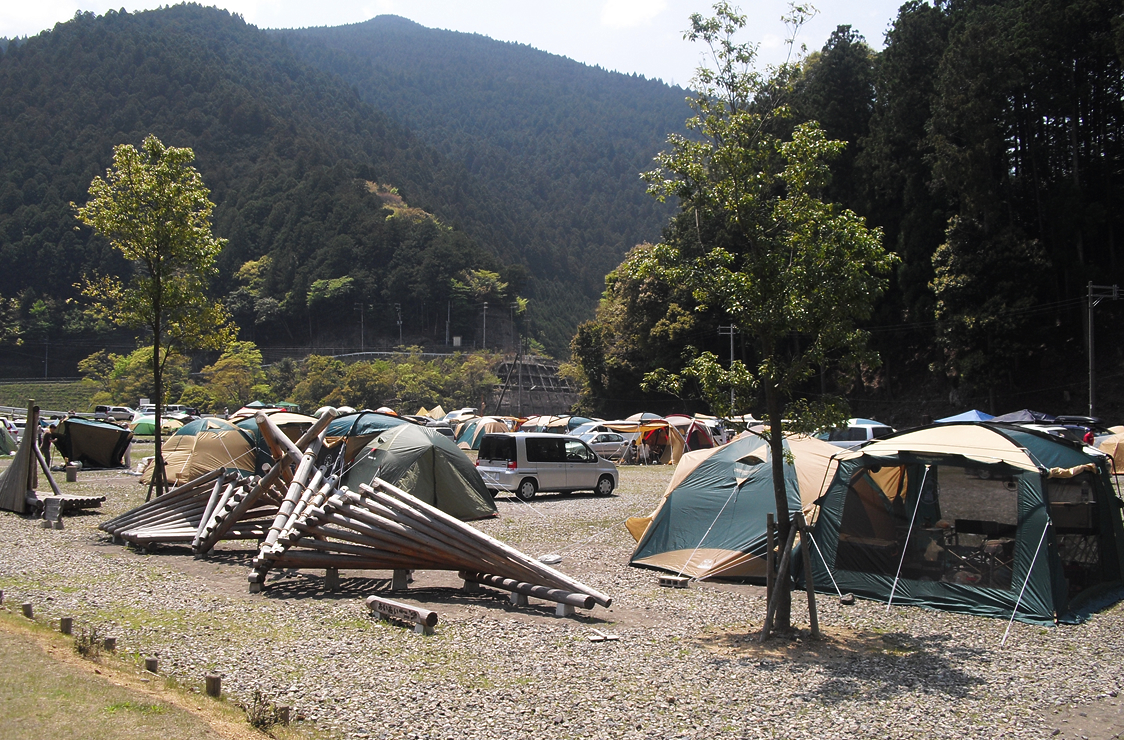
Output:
[1001, 520, 1051, 646]
[886, 465, 930, 612]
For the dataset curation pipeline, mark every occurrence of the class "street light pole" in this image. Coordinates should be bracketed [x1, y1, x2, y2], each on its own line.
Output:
[1087, 282, 1119, 417]
[354, 302, 364, 351]
[719, 325, 738, 413]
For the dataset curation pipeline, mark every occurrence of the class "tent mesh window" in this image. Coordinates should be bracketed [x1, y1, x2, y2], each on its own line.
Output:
[835, 464, 1020, 589]
[1047, 474, 1101, 597]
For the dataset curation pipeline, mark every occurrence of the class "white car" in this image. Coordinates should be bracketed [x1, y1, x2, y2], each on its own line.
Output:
[578, 431, 629, 459]
[442, 407, 478, 423]
[815, 419, 895, 448]
[475, 432, 618, 501]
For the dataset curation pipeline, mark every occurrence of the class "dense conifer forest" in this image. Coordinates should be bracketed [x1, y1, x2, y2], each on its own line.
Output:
[569, 0, 1124, 423]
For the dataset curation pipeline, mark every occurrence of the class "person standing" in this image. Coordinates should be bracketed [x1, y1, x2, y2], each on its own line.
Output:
[639, 438, 650, 466]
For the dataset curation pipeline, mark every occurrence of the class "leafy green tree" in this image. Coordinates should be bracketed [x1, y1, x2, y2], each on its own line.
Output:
[78, 347, 191, 408]
[200, 341, 269, 411]
[290, 355, 347, 410]
[75, 134, 234, 495]
[641, 3, 896, 630]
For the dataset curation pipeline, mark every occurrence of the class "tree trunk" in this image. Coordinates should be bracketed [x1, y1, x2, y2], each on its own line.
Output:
[764, 381, 791, 631]
[152, 336, 165, 498]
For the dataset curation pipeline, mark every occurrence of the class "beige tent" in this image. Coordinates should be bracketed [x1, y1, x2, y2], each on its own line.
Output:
[1098, 432, 1124, 472]
[627, 433, 840, 580]
[142, 418, 256, 485]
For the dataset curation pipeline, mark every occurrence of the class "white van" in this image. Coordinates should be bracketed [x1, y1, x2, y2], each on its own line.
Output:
[476, 432, 618, 501]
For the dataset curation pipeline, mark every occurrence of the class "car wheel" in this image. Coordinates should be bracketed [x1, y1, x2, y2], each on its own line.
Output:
[516, 478, 537, 501]
[596, 475, 615, 496]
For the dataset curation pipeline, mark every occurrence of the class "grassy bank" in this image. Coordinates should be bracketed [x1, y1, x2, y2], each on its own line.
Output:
[0, 381, 95, 412]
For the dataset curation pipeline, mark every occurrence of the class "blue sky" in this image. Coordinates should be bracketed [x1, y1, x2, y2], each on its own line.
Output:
[0, 1, 907, 87]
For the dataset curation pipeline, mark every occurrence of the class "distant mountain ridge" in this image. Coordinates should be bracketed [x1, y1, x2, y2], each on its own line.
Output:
[279, 15, 689, 346]
[0, 4, 690, 367]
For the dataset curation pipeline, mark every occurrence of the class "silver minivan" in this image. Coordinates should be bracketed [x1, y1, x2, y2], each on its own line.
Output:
[476, 432, 618, 501]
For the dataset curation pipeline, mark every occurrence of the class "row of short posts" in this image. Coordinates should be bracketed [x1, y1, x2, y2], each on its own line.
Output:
[8, 592, 290, 720]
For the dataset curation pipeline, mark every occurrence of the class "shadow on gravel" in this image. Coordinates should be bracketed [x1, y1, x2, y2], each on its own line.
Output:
[698, 627, 986, 704]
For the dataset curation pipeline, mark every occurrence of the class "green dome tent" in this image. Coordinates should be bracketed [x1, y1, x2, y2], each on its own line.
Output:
[0, 425, 15, 455]
[344, 423, 497, 521]
[803, 422, 1124, 625]
[234, 411, 316, 474]
[628, 433, 839, 581]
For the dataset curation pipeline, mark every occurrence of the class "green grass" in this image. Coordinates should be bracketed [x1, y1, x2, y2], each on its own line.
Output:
[0, 381, 95, 412]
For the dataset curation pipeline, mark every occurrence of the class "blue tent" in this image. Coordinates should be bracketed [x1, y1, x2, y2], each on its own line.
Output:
[936, 409, 995, 423]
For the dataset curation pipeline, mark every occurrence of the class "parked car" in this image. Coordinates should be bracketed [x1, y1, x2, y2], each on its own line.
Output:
[578, 431, 629, 459]
[442, 407, 477, 423]
[94, 405, 135, 422]
[815, 418, 895, 449]
[475, 432, 618, 501]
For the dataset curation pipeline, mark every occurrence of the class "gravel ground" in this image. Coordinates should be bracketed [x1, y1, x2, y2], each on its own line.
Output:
[1, 454, 1123, 740]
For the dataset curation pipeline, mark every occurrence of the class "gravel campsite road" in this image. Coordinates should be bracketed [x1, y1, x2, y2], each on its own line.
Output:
[1, 456, 1122, 740]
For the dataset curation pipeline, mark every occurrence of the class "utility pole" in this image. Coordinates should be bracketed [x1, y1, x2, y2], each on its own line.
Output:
[395, 303, 403, 345]
[445, 301, 450, 346]
[354, 302, 365, 351]
[1087, 282, 1119, 417]
[719, 325, 738, 413]
[482, 302, 488, 349]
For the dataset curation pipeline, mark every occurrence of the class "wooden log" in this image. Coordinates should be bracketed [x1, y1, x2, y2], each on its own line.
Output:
[460, 571, 597, 609]
[32, 443, 63, 499]
[100, 470, 225, 531]
[205, 673, 221, 698]
[365, 594, 438, 635]
[113, 500, 211, 537]
[325, 496, 524, 579]
[192, 474, 229, 549]
[261, 432, 326, 551]
[760, 514, 800, 642]
[796, 511, 820, 639]
[196, 460, 291, 553]
[363, 481, 613, 606]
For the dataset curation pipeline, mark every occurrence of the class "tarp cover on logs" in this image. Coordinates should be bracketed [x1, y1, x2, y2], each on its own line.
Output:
[143, 418, 255, 485]
[802, 423, 1124, 625]
[55, 417, 133, 468]
[628, 433, 839, 581]
[344, 423, 498, 521]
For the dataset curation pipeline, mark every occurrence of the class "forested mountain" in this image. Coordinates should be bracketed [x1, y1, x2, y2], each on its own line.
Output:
[0, 4, 687, 374]
[570, 0, 1124, 422]
[278, 16, 685, 348]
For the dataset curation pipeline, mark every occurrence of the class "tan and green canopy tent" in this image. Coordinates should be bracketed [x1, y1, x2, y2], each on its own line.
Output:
[344, 423, 497, 521]
[628, 433, 839, 581]
[804, 422, 1124, 625]
[142, 417, 255, 485]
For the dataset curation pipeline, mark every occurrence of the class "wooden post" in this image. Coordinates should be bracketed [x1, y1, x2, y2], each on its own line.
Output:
[59, 616, 73, 635]
[391, 569, 410, 591]
[21, 602, 32, 619]
[65, 465, 78, 483]
[205, 673, 221, 697]
[144, 656, 158, 673]
[103, 636, 117, 652]
[27, 401, 38, 493]
[796, 511, 820, 639]
[766, 512, 775, 605]
[760, 514, 799, 642]
[325, 567, 339, 592]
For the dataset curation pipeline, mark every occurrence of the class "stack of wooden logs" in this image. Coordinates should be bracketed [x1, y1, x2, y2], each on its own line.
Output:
[102, 406, 612, 613]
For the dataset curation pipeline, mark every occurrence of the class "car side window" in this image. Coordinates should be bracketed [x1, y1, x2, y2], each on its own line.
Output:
[526, 437, 566, 463]
[565, 439, 596, 462]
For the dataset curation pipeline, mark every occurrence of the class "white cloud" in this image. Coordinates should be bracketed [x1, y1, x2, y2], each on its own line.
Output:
[600, 0, 667, 29]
